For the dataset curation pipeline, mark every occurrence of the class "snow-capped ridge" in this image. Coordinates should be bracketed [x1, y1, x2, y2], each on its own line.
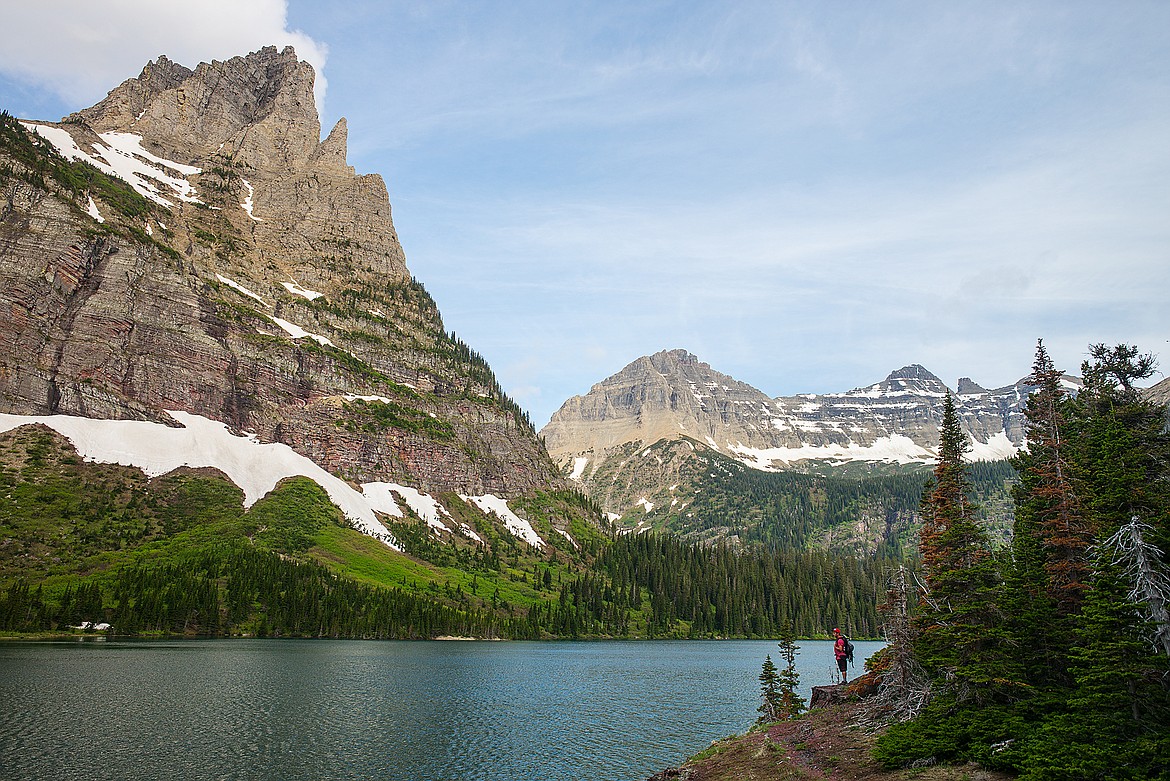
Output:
[540, 349, 1057, 520]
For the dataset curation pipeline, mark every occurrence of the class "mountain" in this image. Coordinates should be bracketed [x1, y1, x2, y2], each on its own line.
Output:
[1148, 376, 1170, 407]
[0, 46, 567, 552]
[540, 349, 1049, 540]
[542, 348, 1043, 474]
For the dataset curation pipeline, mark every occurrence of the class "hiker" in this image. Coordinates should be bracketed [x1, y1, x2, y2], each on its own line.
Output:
[833, 627, 848, 684]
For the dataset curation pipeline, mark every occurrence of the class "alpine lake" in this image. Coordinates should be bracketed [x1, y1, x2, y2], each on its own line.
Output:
[0, 638, 884, 781]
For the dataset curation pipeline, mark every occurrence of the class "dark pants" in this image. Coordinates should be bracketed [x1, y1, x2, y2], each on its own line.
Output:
[836, 655, 847, 680]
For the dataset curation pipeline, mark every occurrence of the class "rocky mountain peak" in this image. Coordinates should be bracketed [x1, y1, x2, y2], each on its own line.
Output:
[957, 377, 988, 395]
[69, 45, 320, 170]
[887, 364, 937, 381]
[864, 364, 948, 396]
[64, 54, 194, 131]
[2, 46, 563, 533]
[652, 348, 702, 368]
[541, 350, 1035, 514]
[313, 116, 354, 173]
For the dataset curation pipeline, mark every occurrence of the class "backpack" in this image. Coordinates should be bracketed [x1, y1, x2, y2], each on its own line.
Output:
[844, 637, 855, 665]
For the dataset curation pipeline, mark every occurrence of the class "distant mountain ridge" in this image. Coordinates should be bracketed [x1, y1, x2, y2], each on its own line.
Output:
[540, 349, 1071, 521]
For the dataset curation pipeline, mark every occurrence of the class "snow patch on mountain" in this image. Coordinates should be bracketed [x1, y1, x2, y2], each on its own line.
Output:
[967, 431, 1019, 461]
[0, 413, 548, 550]
[240, 178, 261, 222]
[282, 280, 323, 301]
[569, 457, 589, 481]
[382, 483, 452, 533]
[86, 196, 104, 223]
[344, 394, 395, 404]
[461, 494, 544, 548]
[23, 123, 203, 208]
[360, 482, 405, 518]
[269, 316, 333, 346]
[216, 274, 270, 307]
[0, 410, 400, 549]
[556, 528, 579, 549]
[729, 434, 935, 469]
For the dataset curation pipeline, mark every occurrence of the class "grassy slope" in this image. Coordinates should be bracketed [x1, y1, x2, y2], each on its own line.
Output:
[0, 424, 610, 631]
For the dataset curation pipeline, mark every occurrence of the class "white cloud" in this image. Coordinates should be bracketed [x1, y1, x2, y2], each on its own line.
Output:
[0, 0, 329, 117]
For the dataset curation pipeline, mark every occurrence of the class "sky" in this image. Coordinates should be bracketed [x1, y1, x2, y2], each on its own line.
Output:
[2, 1, 1168, 427]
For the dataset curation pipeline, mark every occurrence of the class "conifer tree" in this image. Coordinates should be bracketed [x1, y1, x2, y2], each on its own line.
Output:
[775, 624, 806, 718]
[1069, 344, 1168, 542]
[1021, 557, 1170, 780]
[1007, 339, 1089, 685]
[1014, 339, 1090, 616]
[757, 654, 783, 724]
[881, 342, 1170, 775]
[914, 393, 1015, 703]
[757, 627, 806, 724]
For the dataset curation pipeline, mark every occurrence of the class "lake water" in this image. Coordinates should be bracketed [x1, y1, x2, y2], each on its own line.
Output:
[0, 638, 883, 781]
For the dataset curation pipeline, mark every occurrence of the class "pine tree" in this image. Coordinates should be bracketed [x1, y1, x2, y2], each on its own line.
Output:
[1014, 339, 1090, 617]
[1012, 343, 1170, 778]
[757, 627, 806, 725]
[1007, 339, 1089, 685]
[881, 342, 1170, 775]
[775, 623, 806, 718]
[1071, 344, 1169, 546]
[757, 654, 783, 724]
[914, 393, 1016, 703]
[1021, 557, 1170, 780]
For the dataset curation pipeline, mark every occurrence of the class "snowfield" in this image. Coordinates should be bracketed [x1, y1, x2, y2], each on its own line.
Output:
[728, 433, 936, 469]
[460, 494, 544, 548]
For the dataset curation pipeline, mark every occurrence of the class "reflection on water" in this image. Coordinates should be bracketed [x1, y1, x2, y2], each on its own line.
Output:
[0, 638, 883, 781]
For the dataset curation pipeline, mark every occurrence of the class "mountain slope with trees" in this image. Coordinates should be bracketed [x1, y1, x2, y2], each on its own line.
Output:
[0, 423, 883, 640]
[606, 436, 1017, 558]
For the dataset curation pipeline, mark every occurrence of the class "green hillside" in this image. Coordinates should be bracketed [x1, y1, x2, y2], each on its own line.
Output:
[614, 437, 1017, 557]
[0, 424, 885, 639]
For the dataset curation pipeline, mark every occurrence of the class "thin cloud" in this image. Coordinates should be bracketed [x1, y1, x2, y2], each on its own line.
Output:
[1, 1, 1165, 427]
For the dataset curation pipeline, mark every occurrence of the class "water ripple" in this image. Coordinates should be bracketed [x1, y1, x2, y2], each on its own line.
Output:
[0, 639, 883, 781]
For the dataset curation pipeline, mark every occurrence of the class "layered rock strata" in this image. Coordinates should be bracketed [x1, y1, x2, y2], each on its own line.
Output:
[1, 46, 560, 504]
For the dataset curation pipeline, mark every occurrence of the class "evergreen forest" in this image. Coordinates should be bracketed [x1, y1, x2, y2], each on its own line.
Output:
[872, 342, 1170, 780]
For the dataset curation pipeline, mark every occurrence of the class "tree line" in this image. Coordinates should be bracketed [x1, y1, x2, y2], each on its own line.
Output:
[0, 532, 887, 640]
[1, 545, 518, 639]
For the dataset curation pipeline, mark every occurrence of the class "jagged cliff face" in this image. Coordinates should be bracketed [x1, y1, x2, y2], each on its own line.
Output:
[541, 349, 1048, 517]
[1, 46, 560, 503]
